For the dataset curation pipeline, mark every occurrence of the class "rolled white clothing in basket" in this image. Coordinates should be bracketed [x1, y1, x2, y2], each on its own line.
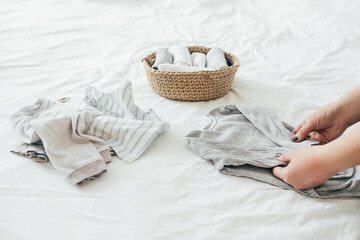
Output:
[158, 63, 213, 72]
[152, 48, 173, 70]
[206, 47, 228, 70]
[168, 45, 192, 66]
[191, 52, 206, 68]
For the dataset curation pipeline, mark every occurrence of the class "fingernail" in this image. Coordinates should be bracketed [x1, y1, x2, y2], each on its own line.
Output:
[291, 136, 298, 141]
[275, 153, 282, 158]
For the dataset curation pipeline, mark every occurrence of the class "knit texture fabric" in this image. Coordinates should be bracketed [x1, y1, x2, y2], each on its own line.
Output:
[186, 105, 360, 198]
[31, 111, 110, 185]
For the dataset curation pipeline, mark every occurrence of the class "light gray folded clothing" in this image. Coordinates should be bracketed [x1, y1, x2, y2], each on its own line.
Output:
[12, 81, 168, 166]
[11, 99, 79, 143]
[31, 111, 111, 186]
[168, 45, 192, 66]
[11, 80, 168, 185]
[206, 47, 228, 70]
[186, 104, 360, 199]
[152, 48, 173, 70]
[11, 99, 112, 185]
[191, 52, 206, 67]
[158, 63, 213, 72]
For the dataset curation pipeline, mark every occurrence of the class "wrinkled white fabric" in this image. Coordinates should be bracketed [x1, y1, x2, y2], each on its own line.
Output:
[2, 0, 360, 240]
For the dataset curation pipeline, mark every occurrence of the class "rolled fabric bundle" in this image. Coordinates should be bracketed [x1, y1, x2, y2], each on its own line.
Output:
[168, 45, 192, 66]
[152, 48, 173, 70]
[206, 47, 228, 70]
[158, 63, 213, 72]
[191, 52, 206, 67]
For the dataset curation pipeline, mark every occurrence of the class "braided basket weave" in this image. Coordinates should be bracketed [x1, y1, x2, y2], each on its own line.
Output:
[142, 46, 239, 101]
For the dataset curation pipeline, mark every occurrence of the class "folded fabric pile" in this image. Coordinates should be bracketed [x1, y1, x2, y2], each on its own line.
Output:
[186, 105, 360, 199]
[11, 80, 168, 185]
[152, 45, 228, 72]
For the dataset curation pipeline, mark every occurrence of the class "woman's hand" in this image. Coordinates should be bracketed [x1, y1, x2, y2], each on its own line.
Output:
[291, 103, 349, 144]
[272, 146, 336, 189]
[276, 86, 360, 189]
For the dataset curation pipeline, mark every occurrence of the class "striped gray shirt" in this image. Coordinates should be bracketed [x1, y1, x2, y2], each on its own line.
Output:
[68, 80, 168, 163]
[12, 80, 168, 164]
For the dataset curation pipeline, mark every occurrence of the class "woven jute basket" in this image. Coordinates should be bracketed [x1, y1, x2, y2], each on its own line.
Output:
[142, 46, 240, 101]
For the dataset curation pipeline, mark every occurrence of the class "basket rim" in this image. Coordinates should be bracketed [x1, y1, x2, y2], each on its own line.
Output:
[142, 45, 240, 75]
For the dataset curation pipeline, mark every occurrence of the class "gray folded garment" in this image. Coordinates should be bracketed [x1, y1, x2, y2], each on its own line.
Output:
[168, 45, 192, 66]
[152, 48, 173, 70]
[206, 47, 228, 70]
[191, 52, 206, 67]
[186, 104, 360, 199]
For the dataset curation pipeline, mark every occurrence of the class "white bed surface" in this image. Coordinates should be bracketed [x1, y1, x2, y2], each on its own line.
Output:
[1, 0, 360, 239]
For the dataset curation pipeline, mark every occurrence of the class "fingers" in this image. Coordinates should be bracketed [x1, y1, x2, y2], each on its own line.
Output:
[291, 123, 302, 134]
[292, 120, 314, 142]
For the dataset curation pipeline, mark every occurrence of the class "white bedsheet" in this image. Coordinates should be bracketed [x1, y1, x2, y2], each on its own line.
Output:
[1, 0, 360, 239]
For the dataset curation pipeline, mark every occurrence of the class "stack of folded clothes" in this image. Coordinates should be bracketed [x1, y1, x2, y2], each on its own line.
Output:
[152, 45, 229, 72]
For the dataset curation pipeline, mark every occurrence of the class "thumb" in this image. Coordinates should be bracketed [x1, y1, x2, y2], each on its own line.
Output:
[273, 151, 292, 179]
[308, 131, 329, 144]
[292, 120, 314, 142]
[272, 166, 286, 180]
[276, 151, 291, 163]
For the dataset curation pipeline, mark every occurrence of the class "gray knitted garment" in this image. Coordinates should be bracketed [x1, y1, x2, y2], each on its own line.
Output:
[186, 105, 360, 198]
